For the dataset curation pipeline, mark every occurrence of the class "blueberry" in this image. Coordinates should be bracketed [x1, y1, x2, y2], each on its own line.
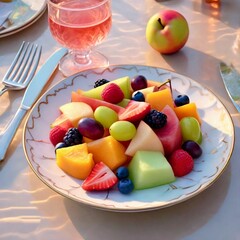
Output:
[55, 142, 67, 153]
[118, 178, 134, 194]
[174, 94, 190, 107]
[116, 166, 129, 179]
[132, 91, 145, 102]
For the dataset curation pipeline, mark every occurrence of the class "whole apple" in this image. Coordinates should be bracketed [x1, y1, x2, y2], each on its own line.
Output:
[146, 10, 189, 54]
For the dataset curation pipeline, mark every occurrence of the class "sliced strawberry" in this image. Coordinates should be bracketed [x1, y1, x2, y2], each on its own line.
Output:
[82, 162, 118, 191]
[118, 100, 151, 122]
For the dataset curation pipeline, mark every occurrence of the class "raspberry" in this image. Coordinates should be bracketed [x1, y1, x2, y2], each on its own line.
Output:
[94, 79, 110, 88]
[101, 83, 124, 104]
[144, 109, 167, 129]
[63, 128, 83, 146]
[168, 149, 194, 177]
[49, 126, 67, 146]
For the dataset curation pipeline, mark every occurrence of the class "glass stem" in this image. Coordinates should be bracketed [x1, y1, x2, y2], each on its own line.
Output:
[73, 50, 91, 65]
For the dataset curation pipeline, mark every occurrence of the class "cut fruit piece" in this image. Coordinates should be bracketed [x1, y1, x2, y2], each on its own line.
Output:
[71, 91, 124, 113]
[174, 102, 202, 124]
[125, 121, 164, 156]
[87, 136, 128, 170]
[118, 100, 151, 122]
[50, 113, 73, 130]
[82, 76, 132, 100]
[59, 102, 94, 127]
[155, 105, 182, 156]
[128, 151, 175, 190]
[132, 86, 158, 98]
[56, 143, 94, 180]
[82, 162, 118, 191]
[145, 88, 174, 111]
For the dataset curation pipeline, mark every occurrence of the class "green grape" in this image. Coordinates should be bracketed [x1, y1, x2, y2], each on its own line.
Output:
[94, 106, 118, 128]
[109, 121, 137, 141]
[180, 117, 202, 144]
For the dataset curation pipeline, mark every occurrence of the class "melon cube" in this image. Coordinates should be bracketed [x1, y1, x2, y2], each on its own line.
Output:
[87, 136, 128, 170]
[125, 121, 164, 157]
[82, 76, 132, 100]
[128, 151, 175, 190]
[56, 143, 94, 180]
[145, 88, 174, 111]
[174, 102, 202, 124]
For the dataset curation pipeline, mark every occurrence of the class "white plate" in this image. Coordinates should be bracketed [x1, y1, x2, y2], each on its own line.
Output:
[0, 0, 46, 38]
[23, 65, 234, 212]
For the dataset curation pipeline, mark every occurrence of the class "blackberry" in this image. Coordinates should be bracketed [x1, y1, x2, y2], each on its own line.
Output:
[94, 79, 110, 88]
[63, 128, 83, 146]
[144, 110, 167, 129]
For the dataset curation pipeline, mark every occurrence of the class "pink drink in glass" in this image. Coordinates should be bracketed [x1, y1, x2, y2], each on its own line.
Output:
[48, 0, 112, 51]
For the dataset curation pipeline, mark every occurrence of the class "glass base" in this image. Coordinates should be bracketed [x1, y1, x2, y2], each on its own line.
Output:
[59, 50, 109, 77]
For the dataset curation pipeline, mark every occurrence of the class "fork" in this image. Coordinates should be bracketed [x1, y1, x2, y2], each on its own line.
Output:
[0, 41, 42, 96]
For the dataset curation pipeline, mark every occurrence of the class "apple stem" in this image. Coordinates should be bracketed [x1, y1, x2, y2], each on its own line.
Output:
[158, 18, 164, 29]
[158, 79, 173, 93]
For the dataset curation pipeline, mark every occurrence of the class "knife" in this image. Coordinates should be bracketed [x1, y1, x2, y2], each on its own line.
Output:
[0, 47, 68, 161]
[219, 61, 240, 112]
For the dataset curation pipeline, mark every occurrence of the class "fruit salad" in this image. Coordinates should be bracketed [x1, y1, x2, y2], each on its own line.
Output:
[49, 75, 203, 194]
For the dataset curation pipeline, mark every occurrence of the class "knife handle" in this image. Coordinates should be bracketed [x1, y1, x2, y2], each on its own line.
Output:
[0, 106, 27, 161]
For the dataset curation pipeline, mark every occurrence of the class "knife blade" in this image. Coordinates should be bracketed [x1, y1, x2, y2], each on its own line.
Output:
[219, 61, 240, 112]
[0, 47, 68, 161]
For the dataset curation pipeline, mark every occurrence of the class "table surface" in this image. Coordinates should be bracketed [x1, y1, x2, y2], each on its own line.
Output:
[1, 0, 240, 239]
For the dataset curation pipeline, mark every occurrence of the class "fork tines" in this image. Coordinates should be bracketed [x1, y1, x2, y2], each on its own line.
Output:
[4, 41, 42, 88]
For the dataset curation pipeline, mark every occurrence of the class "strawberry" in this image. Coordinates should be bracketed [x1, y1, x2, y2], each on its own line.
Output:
[118, 100, 151, 122]
[82, 162, 118, 191]
[168, 149, 194, 177]
[49, 126, 67, 146]
[101, 83, 124, 104]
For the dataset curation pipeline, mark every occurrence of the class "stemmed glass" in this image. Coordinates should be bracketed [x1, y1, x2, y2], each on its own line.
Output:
[47, 0, 112, 76]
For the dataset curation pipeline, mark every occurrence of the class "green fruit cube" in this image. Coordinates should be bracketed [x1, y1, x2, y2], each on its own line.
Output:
[128, 151, 175, 190]
[83, 76, 131, 100]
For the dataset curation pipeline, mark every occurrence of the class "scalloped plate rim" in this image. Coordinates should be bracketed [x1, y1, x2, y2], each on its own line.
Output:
[22, 64, 235, 212]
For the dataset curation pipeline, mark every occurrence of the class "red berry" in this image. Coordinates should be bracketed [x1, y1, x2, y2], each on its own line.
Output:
[101, 83, 124, 104]
[49, 126, 67, 146]
[168, 149, 194, 177]
[82, 162, 118, 191]
[118, 100, 151, 122]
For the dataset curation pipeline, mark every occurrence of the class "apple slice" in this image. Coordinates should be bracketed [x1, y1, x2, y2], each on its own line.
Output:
[125, 121, 164, 156]
[59, 102, 94, 127]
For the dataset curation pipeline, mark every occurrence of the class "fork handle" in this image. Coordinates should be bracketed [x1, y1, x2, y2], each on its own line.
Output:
[0, 106, 27, 161]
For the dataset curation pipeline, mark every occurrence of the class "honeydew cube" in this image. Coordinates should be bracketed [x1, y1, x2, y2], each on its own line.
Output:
[82, 76, 131, 100]
[128, 151, 175, 190]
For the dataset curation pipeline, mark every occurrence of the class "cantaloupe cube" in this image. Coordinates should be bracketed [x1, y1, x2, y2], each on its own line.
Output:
[87, 136, 128, 170]
[174, 102, 202, 124]
[145, 88, 174, 111]
[56, 143, 94, 180]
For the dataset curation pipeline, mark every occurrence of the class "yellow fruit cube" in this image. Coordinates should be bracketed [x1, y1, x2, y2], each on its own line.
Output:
[87, 136, 128, 170]
[174, 102, 202, 124]
[145, 88, 174, 111]
[56, 143, 94, 180]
